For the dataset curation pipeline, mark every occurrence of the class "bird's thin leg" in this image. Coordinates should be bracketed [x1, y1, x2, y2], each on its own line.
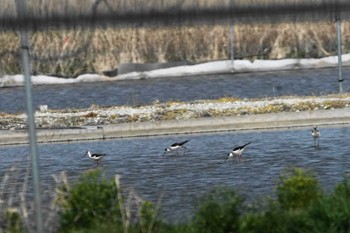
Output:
[183, 146, 187, 156]
[176, 150, 179, 157]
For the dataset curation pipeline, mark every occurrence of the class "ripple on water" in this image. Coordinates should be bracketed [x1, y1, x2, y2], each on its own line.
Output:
[1, 125, 350, 221]
[1, 67, 350, 113]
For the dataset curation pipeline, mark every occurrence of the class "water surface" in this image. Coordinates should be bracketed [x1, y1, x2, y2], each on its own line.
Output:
[1, 126, 350, 221]
[1, 67, 349, 113]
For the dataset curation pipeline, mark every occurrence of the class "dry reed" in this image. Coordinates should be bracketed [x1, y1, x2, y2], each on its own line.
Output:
[115, 174, 163, 233]
[0, 167, 163, 232]
[0, 166, 72, 232]
[0, 0, 349, 77]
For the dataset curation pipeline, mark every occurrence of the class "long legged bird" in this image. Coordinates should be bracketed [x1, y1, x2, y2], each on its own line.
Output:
[83, 150, 106, 165]
[163, 140, 189, 157]
[311, 126, 320, 147]
[225, 142, 251, 162]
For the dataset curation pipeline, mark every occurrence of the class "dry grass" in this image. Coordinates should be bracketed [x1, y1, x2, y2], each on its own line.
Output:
[0, 20, 348, 77]
[156, 108, 189, 121]
[0, 165, 64, 232]
[0, 0, 348, 76]
[82, 112, 99, 118]
[212, 96, 243, 103]
[0, 166, 162, 232]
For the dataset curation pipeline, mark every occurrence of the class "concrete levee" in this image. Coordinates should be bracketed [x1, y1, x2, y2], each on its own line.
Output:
[0, 108, 349, 146]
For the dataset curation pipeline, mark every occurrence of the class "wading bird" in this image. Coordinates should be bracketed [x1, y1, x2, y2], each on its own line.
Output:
[83, 150, 106, 165]
[225, 142, 251, 161]
[311, 126, 320, 147]
[163, 140, 189, 156]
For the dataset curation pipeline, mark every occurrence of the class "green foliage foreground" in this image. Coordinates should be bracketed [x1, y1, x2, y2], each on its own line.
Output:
[5, 167, 350, 233]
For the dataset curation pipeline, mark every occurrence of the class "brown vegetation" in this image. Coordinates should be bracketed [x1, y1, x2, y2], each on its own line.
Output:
[0, 21, 348, 77]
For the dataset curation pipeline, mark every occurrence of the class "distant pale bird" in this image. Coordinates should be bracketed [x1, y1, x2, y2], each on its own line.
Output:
[311, 126, 320, 147]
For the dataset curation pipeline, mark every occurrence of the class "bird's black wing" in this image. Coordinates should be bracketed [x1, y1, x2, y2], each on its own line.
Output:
[177, 140, 189, 146]
[92, 153, 106, 158]
[233, 145, 244, 151]
[233, 142, 251, 151]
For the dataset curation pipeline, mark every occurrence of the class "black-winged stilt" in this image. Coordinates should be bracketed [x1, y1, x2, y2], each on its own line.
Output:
[311, 126, 320, 147]
[163, 140, 189, 156]
[225, 142, 251, 162]
[83, 150, 106, 165]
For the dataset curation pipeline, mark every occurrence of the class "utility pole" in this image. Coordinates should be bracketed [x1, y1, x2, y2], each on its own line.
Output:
[336, 17, 344, 93]
[335, 0, 344, 93]
[230, 23, 235, 71]
[15, 1, 44, 233]
[229, 0, 235, 72]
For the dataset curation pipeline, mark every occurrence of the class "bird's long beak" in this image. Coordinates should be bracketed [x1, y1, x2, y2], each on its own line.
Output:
[82, 153, 87, 157]
[162, 151, 166, 157]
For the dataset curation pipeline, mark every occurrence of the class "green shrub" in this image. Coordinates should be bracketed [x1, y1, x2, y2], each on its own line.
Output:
[57, 169, 121, 232]
[190, 187, 243, 233]
[306, 178, 350, 233]
[240, 201, 312, 233]
[52, 167, 350, 233]
[276, 168, 323, 210]
[2, 208, 23, 233]
[240, 168, 323, 233]
[140, 201, 157, 233]
[56, 169, 168, 233]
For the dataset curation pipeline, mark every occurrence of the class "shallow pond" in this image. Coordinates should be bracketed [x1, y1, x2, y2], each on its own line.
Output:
[1, 125, 350, 222]
[1, 67, 349, 113]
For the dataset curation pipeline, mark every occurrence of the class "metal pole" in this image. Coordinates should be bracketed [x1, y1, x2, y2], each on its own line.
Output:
[229, 23, 235, 71]
[229, 0, 235, 72]
[15, 1, 44, 233]
[336, 18, 344, 93]
[335, 0, 344, 93]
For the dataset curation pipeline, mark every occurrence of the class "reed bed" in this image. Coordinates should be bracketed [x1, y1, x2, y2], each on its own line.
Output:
[0, 0, 349, 76]
[0, 21, 348, 77]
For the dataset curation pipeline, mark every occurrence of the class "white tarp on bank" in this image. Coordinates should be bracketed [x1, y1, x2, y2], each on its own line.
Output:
[1, 54, 349, 87]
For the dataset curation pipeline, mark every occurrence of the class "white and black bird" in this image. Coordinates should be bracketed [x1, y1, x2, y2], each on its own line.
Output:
[311, 126, 320, 147]
[83, 150, 106, 165]
[225, 142, 251, 162]
[163, 140, 189, 156]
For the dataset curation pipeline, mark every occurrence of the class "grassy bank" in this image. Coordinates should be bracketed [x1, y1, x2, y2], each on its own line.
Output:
[1, 21, 349, 77]
[2, 168, 350, 233]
